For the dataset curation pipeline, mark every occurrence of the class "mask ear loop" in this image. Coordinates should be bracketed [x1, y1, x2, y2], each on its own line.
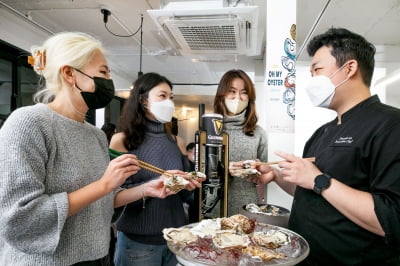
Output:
[329, 61, 349, 79]
[329, 61, 350, 89]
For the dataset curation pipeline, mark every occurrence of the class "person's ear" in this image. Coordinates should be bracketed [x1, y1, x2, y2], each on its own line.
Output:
[140, 95, 149, 109]
[345, 59, 358, 78]
[60, 65, 75, 85]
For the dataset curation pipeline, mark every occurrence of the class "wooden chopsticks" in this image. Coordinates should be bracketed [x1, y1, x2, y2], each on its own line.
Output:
[137, 160, 174, 177]
[108, 148, 173, 177]
[255, 157, 316, 166]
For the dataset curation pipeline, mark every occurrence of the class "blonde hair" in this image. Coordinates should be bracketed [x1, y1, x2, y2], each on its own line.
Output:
[31, 32, 104, 103]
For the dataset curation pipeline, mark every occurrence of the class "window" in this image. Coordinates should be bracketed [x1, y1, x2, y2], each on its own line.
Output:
[0, 39, 39, 128]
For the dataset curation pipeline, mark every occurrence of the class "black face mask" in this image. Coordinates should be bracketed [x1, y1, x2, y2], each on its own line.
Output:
[73, 68, 115, 109]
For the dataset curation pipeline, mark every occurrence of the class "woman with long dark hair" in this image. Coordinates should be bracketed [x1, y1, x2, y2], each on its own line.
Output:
[110, 72, 203, 266]
[214, 69, 268, 216]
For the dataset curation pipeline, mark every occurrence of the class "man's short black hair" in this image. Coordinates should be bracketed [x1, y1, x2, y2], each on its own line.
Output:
[307, 27, 376, 86]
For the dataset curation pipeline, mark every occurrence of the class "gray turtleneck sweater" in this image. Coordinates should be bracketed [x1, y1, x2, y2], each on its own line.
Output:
[224, 111, 268, 216]
[0, 104, 113, 265]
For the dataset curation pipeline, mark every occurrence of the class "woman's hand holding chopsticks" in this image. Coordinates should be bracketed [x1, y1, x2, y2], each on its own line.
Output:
[100, 153, 141, 193]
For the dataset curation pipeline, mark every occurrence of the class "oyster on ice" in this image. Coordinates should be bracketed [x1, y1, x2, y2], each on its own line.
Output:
[220, 214, 256, 234]
[251, 230, 289, 249]
[243, 244, 286, 261]
[163, 228, 198, 246]
[164, 175, 189, 192]
[212, 231, 250, 249]
[190, 218, 221, 237]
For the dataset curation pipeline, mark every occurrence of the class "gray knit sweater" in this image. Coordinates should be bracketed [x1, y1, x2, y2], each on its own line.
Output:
[0, 104, 113, 265]
[224, 111, 268, 216]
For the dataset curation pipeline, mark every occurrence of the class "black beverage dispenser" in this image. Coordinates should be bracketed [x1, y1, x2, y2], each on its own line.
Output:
[193, 104, 229, 220]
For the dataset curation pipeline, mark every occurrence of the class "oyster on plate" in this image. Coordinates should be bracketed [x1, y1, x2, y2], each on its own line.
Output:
[212, 231, 250, 249]
[242, 244, 286, 261]
[251, 230, 289, 249]
[245, 203, 281, 216]
[220, 214, 256, 234]
[190, 218, 221, 237]
[164, 175, 189, 192]
[162, 228, 198, 246]
[163, 216, 309, 265]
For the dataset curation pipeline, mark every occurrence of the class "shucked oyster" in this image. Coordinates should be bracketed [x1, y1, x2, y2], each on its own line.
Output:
[231, 168, 261, 179]
[220, 214, 256, 234]
[245, 203, 281, 216]
[243, 160, 256, 169]
[163, 228, 198, 246]
[231, 160, 261, 179]
[186, 171, 206, 180]
[212, 231, 250, 249]
[243, 244, 286, 261]
[190, 218, 221, 237]
[164, 175, 189, 192]
[251, 230, 289, 249]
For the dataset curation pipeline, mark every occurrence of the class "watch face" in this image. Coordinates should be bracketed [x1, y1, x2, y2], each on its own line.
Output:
[314, 174, 331, 194]
[316, 175, 330, 188]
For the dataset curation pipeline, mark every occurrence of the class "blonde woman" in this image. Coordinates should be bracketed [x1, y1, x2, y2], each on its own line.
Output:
[0, 32, 175, 265]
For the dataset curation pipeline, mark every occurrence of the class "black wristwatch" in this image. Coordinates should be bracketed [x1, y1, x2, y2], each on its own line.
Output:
[313, 173, 331, 195]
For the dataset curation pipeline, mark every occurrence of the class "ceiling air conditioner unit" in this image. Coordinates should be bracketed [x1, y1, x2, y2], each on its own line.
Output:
[147, 5, 261, 56]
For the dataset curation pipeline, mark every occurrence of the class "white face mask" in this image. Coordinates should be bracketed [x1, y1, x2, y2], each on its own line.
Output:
[149, 99, 175, 123]
[224, 99, 248, 115]
[305, 63, 349, 108]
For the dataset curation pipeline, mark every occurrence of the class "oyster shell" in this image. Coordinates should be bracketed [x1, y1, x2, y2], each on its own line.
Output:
[163, 228, 198, 246]
[245, 203, 282, 216]
[245, 203, 261, 213]
[190, 218, 221, 237]
[243, 244, 286, 261]
[251, 230, 289, 249]
[213, 231, 250, 249]
[164, 175, 189, 192]
[186, 171, 206, 180]
[220, 214, 256, 234]
[243, 160, 256, 169]
[231, 168, 261, 179]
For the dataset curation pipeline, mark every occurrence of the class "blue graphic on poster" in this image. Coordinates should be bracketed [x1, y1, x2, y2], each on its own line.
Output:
[281, 24, 296, 120]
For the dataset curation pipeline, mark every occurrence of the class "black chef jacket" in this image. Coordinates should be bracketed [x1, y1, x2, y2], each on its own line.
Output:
[289, 95, 400, 265]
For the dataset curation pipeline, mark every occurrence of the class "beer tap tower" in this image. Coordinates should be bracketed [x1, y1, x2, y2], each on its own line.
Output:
[193, 104, 229, 220]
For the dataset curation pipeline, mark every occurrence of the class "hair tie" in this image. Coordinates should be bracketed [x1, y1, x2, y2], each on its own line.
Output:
[28, 49, 46, 71]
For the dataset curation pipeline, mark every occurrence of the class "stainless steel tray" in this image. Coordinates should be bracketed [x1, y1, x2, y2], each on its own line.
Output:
[167, 220, 309, 266]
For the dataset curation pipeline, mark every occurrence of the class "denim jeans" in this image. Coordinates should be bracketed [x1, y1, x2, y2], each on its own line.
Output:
[72, 255, 110, 266]
[114, 232, 176, 266]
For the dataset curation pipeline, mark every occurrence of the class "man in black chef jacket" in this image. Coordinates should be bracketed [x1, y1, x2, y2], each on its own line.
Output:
[255, 27, 400, 265]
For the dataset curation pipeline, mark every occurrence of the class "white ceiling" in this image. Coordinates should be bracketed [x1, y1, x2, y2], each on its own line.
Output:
[1, 0, 400, 110]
